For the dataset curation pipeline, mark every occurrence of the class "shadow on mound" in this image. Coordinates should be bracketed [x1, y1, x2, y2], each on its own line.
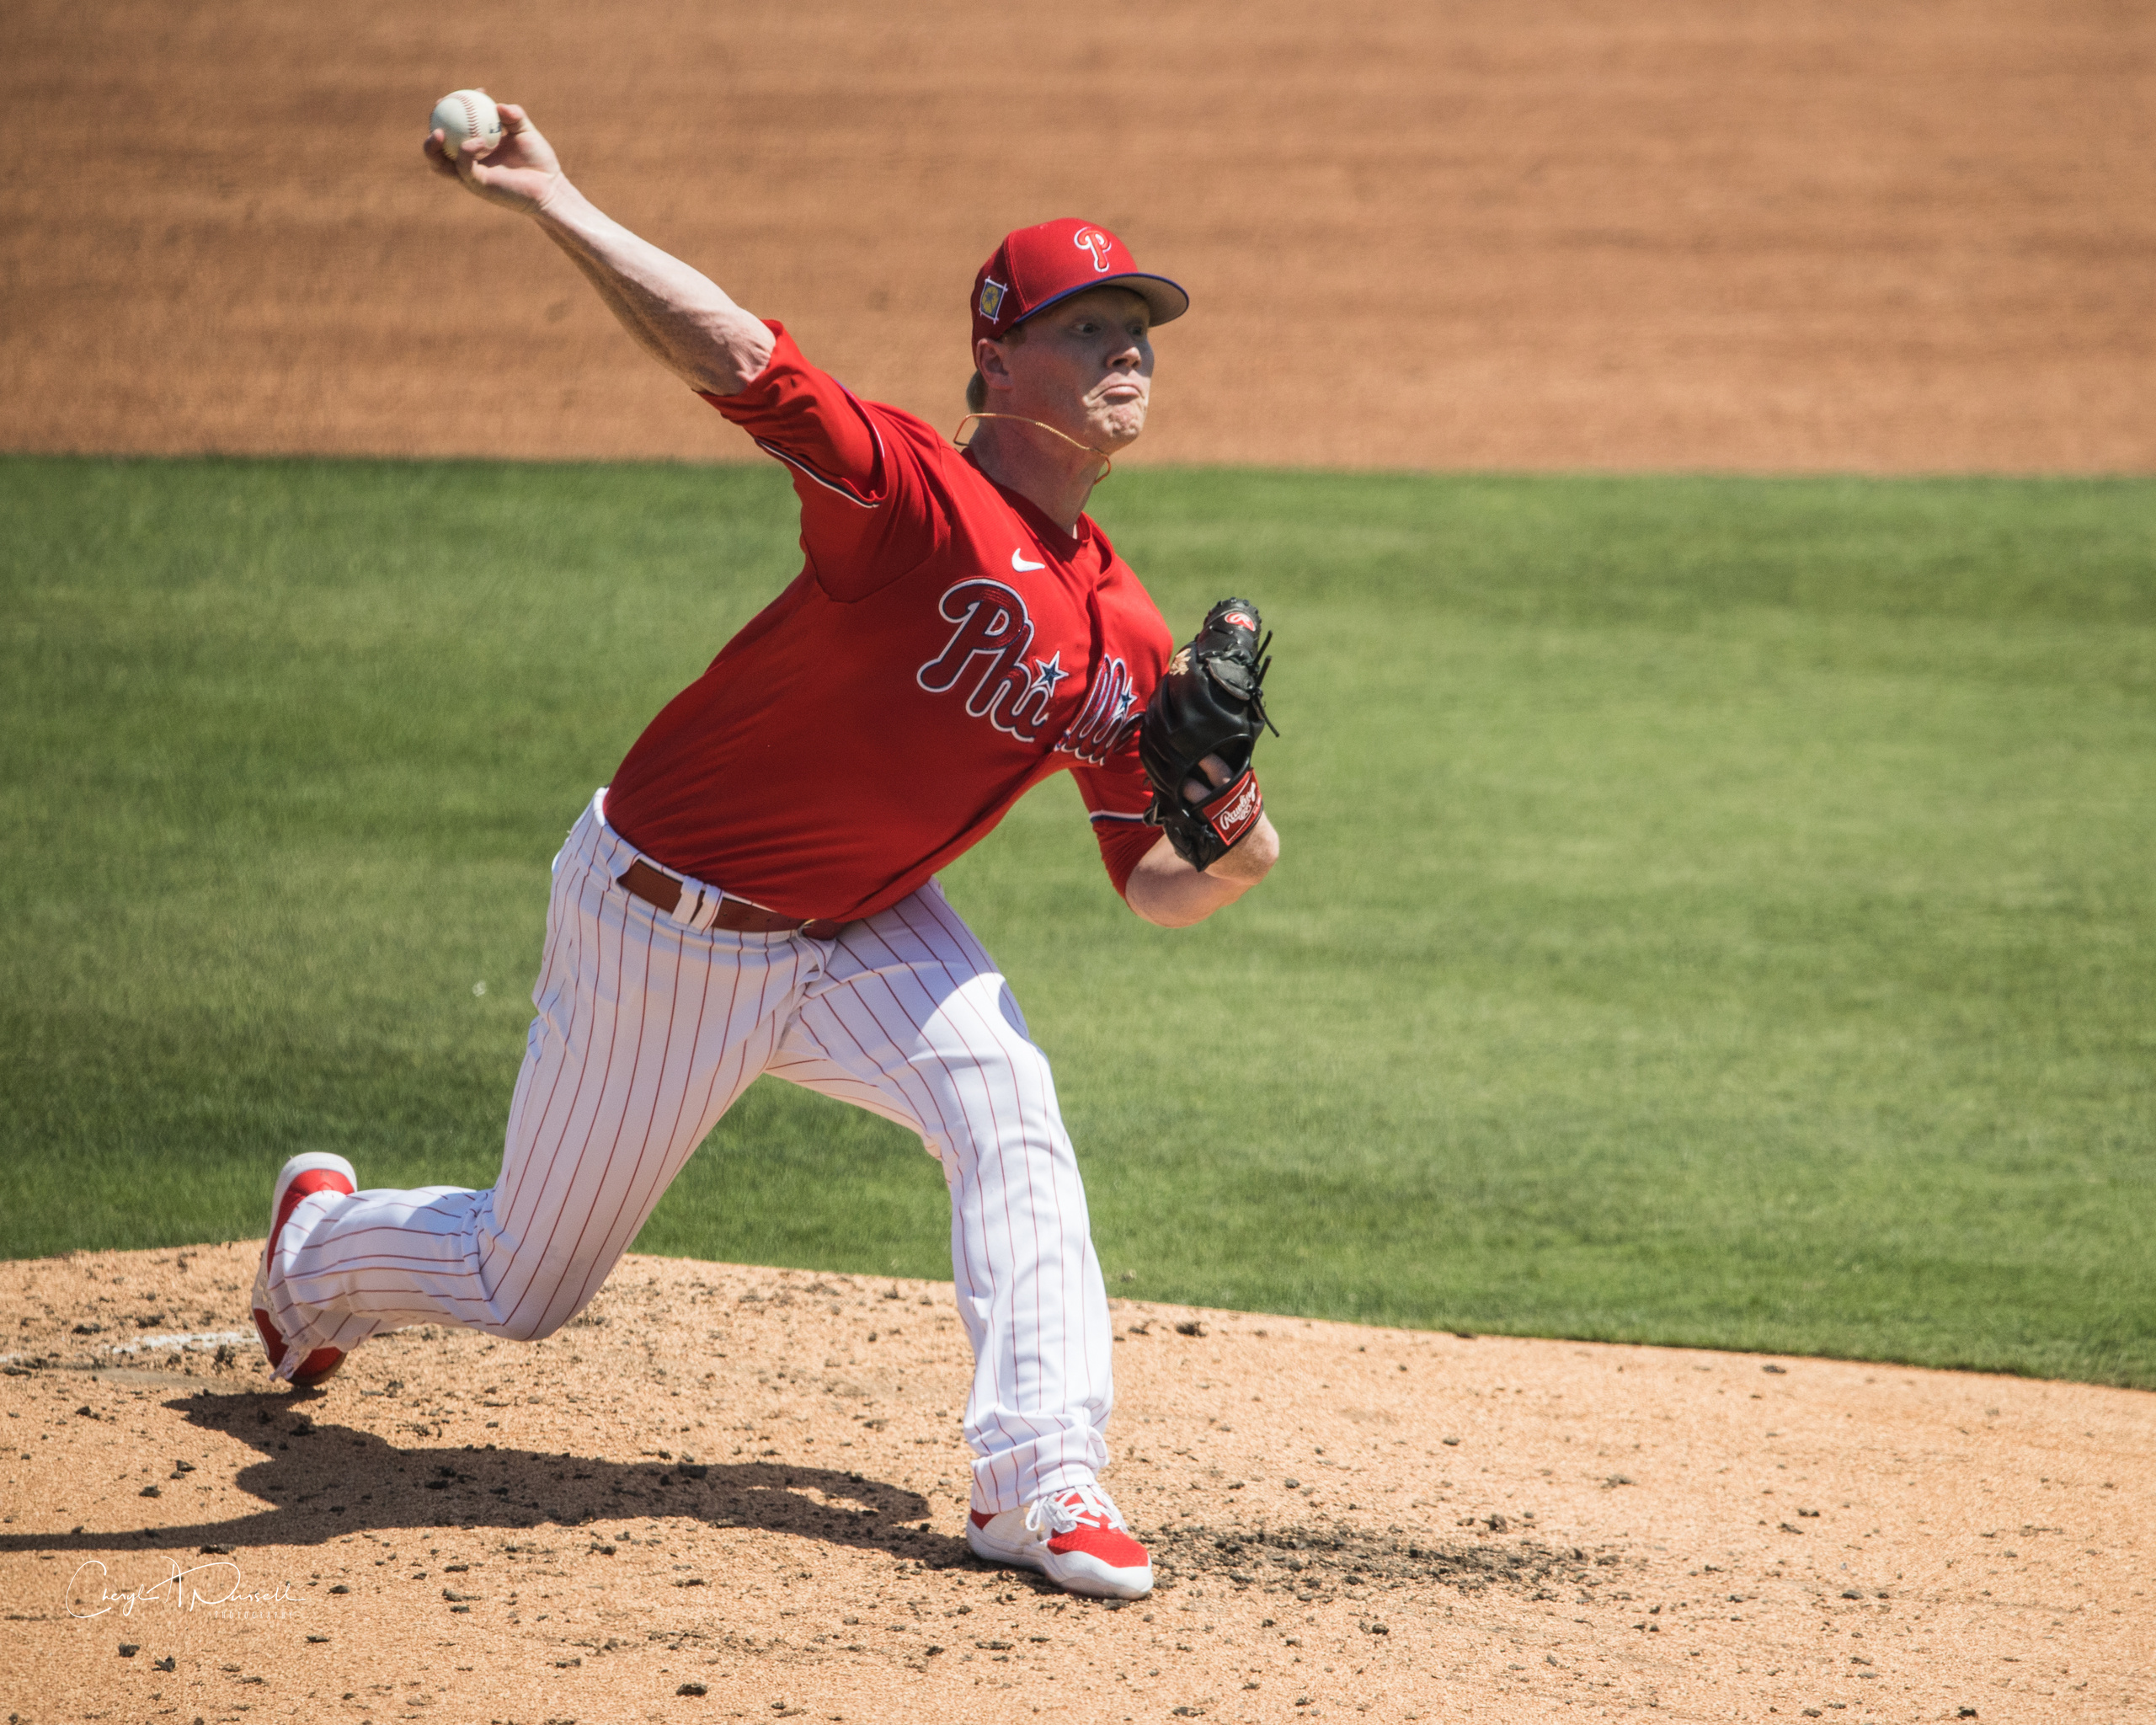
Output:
[0, 1389, 958, 1563]
[1151, 1521, 1618, 1605]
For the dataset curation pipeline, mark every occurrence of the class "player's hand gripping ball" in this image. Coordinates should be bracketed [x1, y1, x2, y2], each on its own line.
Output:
[430, 89, 503, 168]
[1139, 598, 1278, 870]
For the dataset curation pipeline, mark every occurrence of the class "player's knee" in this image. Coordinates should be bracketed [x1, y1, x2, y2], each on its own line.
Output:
[942, 1035, 1071, 1153]
[491, 1295, 586, 1345]
[974, 1031, 1054, 1096]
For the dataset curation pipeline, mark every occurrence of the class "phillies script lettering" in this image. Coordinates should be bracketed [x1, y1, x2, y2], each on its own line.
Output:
[916, 580, 1054, 742]
[1054, 654, 1139, 765]
[916, 579, 1144, 761]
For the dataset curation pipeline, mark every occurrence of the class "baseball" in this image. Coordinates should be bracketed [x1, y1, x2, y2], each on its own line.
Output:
[430, 88, 502, 164]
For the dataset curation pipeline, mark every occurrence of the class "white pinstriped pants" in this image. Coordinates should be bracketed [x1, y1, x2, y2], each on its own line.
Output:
[260, 791, 1113, 1511]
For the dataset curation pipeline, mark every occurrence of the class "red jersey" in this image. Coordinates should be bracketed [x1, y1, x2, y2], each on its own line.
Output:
[603, 325, 1171, 923]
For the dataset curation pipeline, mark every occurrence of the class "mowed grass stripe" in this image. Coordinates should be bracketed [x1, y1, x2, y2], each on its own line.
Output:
[2, 456, 2150, 1386]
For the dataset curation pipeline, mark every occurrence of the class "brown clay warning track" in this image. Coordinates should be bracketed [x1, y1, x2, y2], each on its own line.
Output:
[3, 0, 2155, 473]
[3, 1245, 2151, 1722]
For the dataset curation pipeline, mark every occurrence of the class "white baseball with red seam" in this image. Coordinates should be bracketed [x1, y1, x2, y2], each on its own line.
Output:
[430, 89, 502, 164]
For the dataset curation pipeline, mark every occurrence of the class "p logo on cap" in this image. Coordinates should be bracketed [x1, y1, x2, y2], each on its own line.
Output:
[969, 218, 1190, 354]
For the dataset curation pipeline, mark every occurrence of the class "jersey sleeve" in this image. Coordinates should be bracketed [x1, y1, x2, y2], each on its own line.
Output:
[1072, 754, 1161, 899]
[698, 323, 938, 601]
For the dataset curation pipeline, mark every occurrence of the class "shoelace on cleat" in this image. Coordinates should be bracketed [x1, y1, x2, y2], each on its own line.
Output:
[1023, 1483, 1129, 1543]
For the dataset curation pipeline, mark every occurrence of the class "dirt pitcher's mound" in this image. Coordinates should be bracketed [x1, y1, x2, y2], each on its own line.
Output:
[2, 1247, 2148, 1722]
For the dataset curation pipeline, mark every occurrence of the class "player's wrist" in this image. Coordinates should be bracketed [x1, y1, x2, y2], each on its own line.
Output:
[525, 170, 576, 222]
[1207, 812, 1278, 884]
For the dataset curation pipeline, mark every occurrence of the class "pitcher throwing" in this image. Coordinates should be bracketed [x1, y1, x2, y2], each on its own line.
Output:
[248, 98, 1282, 1601]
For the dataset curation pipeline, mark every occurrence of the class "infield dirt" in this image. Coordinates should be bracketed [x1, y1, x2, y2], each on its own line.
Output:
[3, 1246, 2149, 1722]
[4, 0, 2156, 472]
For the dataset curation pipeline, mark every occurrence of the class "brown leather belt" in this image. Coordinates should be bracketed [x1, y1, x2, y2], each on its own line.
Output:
[615, 857, 845, 941]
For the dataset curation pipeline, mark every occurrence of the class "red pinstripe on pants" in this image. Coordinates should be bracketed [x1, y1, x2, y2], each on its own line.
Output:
[258, 791, 1113, 1511]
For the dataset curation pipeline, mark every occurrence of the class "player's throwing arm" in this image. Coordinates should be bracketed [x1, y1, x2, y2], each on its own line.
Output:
[424, 93, 773, 395]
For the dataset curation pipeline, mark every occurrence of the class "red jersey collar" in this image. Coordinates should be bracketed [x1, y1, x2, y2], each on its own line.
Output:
[961, 446, 1097, 563]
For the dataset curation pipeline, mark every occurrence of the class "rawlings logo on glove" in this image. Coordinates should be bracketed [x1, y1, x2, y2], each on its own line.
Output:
[1139, 596, 1278, 871]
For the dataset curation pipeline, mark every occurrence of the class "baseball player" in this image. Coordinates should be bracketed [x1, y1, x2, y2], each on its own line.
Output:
[248, 100, 1280, 1602]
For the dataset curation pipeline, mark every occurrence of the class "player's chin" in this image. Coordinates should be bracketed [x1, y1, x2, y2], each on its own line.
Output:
[1091, 403, 1149, 448]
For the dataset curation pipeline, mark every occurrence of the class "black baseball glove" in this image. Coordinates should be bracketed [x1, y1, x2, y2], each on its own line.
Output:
[1139, 597, 1277, 871]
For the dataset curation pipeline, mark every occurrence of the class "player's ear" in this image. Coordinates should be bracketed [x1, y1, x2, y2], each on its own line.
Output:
[974, 336, 1016, 393]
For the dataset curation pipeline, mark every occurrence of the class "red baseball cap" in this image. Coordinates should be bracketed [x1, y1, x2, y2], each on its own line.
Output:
[970, 218, 1189, 352]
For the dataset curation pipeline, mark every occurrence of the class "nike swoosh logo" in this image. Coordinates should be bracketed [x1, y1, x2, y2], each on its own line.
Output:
[1011, 549, 1046, 572]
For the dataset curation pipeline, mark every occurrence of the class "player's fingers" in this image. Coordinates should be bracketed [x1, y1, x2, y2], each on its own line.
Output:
[496, 102, 528, 132]
[1182, 755, 1232, 805]
[422, 129, 458, 175]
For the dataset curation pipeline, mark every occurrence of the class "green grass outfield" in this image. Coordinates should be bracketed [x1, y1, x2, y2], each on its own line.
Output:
[3, 455, 2151, 1387]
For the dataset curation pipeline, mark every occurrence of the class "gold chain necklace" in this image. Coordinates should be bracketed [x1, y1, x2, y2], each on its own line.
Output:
[953, 413, 1114, 480]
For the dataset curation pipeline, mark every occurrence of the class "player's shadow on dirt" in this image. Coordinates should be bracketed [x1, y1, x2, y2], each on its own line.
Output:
[0, 1390, 980, 1568]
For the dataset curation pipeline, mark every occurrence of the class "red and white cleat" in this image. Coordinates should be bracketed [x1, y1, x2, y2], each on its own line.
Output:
[968, 1482, 1153, 1599]
[249, 1152, 357, 1389]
